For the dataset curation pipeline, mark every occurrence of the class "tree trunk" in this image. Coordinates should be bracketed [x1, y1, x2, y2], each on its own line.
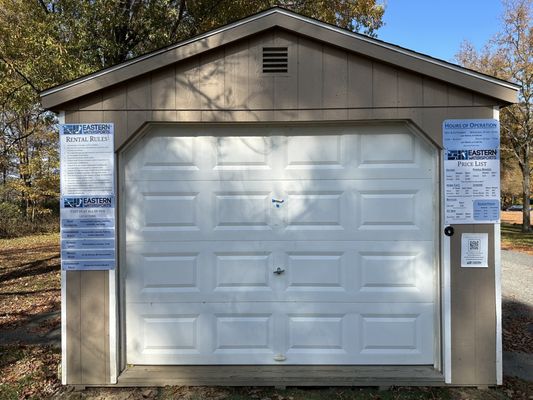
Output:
[521, 155, 531, 232]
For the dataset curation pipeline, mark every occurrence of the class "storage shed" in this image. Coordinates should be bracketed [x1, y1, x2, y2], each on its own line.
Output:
[41, 8, 519, 388]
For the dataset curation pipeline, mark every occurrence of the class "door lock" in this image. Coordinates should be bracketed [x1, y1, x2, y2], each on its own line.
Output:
[273, 267, 285, 275]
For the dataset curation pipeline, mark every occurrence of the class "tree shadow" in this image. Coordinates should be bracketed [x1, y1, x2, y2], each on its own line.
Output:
[502, 298, 533, 355]
[0, 254, 60, 283]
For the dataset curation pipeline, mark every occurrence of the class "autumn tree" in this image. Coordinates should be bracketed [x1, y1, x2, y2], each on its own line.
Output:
[0, 0, 385, 236]
[0, 1, 86, 231]
[456, 0, 533, 232]
[34, 0, 385, 70]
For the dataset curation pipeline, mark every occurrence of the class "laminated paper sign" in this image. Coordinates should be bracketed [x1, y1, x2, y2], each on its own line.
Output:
[461, 233, 488, 268]
[59, 124, 115, 270]
[443, 119, 500, 224]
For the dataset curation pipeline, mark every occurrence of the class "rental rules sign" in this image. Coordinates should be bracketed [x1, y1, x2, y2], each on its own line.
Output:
[59, 123, 116, 270]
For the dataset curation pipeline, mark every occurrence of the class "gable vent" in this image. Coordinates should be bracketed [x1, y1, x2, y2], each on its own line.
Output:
[262, 47, 288, 73]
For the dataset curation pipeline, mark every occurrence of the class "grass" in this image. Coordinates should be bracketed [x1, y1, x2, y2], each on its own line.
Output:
[501, 223, 533, 255]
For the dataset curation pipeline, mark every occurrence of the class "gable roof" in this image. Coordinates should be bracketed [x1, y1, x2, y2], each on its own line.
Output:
[40, 7, 519, 109]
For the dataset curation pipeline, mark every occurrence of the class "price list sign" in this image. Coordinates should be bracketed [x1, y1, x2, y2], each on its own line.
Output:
[443, 119, 500, 224]
[60, 124, 116, 270]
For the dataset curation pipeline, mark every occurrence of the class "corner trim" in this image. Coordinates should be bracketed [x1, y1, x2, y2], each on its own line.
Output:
[441, 149, 452, 384]
[494, 104, 502, 385]
[58, 111, 67, 385]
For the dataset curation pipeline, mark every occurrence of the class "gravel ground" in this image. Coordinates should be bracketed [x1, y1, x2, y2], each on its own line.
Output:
[502, 250, 533, 305]
[501, 250, 533, 382]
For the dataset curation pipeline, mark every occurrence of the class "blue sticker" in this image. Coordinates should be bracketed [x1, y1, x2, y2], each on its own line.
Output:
[62, 260, 115, 271]
[473, 200, 500, 221]
[61, 229, 115, 239]
[61, 249, 115, 260]
[62, 218, 115, 228]
[61, 239, 115, 250]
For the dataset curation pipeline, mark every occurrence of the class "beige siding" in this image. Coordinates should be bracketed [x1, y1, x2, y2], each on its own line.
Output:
[450, 224, 496, 385]
[66, 271, 110, 385]
[61, 29, 501, 151]
[347, 53, 373, 108]
[273, 30, 298, 113]
[62, 29, 500, 386]
[151, 67, 176, 110]
[67, 41, 498, 146]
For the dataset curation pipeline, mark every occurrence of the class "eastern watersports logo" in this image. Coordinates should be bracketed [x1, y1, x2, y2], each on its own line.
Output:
[61, 124, 112, 135]
[62, 125, 83, 135]
[447, 149, 498, 160]
[63, 196, 114, 208]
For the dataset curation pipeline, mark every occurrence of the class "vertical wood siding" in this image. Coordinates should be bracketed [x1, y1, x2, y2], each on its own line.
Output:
[64, 29, 498, 150]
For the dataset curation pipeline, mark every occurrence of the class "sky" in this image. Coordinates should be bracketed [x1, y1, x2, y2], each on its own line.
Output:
[378, 0, 504, 63]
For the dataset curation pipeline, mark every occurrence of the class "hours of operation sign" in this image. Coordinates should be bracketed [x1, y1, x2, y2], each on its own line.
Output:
[443, 119, 500, 224]
[60, 123, 116, 270]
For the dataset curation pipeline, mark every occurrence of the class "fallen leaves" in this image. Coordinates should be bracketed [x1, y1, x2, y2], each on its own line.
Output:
[502, 300, 533, 354]
[0, 345, 61, 399]
[0, 233, 60, 331]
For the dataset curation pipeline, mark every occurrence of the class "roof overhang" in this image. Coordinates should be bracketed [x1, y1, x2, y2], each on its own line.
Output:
[40, 7, 520, 109]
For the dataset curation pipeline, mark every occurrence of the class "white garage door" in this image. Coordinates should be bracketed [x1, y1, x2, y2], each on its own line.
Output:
[123, 124, 437, 365]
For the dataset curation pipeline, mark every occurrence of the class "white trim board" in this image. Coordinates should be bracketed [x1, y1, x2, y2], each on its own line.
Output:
[441, 148, 452, 384]
[109, 269, 117, 383]
[494, 105, 502, 385]
[58, 111, 67, 385]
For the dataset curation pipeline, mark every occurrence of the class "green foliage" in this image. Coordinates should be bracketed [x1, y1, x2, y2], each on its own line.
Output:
[0, 201, 58, 238]
[0, 201, 22, 237]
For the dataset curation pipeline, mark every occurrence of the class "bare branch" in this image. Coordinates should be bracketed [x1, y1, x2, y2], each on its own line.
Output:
[36, 0, 50, 13]
[0, 57, 40, 93]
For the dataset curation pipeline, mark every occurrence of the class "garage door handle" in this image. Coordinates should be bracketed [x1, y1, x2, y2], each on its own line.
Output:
[273, 267, 285, 275]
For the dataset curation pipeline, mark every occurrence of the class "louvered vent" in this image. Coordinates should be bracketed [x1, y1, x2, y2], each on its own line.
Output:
[262, 47, 288, 73]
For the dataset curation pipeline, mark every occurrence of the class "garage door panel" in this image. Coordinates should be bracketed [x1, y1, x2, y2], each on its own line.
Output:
[214, 252, 274, 292]
[126, 179, 432, 242]
[213, 136, 274, 170]
[124, 132, 203, 179]
[126, 241, 434, 303]
[124, 126, 435, 182]
[281, 241, 434, 302]
[284, 252, 347, 292]
[127, 302, 433, 364]
[355, 180, 434, 234]
[285, 134, 345, 170]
